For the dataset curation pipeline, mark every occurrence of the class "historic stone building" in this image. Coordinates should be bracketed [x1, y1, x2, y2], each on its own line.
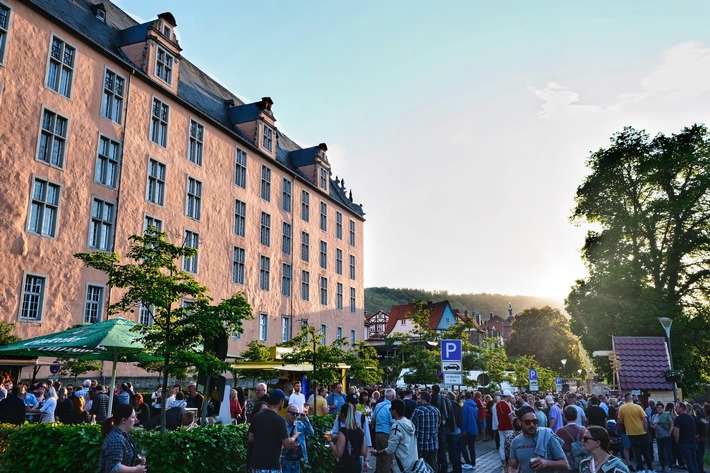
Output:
[0, 1, 366, 359]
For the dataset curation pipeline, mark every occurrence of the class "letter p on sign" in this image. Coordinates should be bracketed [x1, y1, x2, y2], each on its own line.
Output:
[440, 340, 462, 362]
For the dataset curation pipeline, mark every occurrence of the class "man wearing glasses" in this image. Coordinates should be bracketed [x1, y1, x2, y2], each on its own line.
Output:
[508, 406, 568, 473]
[282, 403, 314, 473]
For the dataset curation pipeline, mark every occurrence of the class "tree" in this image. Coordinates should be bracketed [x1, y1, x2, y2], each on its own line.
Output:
[57, 359, 102, 384]
[345, 341, 383, 385]
[506, 306, 582, 374]
[0, 322, 20, 345]
[568, 125, 710, 389]
[231, 340, 275, 383]
[480, 337, 509, 390]
[281, 325, 347, 387]
[395, 301, 441, 386]
[75, 229, 253, 432]
[509, 355, 556, 392]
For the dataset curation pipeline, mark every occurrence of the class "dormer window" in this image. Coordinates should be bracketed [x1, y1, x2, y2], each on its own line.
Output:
[262, 124, 273, 152]
[319, 166, 329, 190]
[96, 9, 106, 22]
[163, 25, 172, 39]
[155, 47, 173, 85]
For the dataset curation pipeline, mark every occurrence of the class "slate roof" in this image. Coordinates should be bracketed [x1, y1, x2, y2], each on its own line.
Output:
[23, 0, 365, 219]
[612, 336, 674, 391]
[385, 301, 459, 334]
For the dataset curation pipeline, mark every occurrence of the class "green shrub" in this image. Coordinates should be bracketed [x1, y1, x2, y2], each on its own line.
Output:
[0, 414, 339, 473]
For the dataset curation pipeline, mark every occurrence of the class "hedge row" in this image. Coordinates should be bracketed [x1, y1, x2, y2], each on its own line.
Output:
[0, 415, 336, 473]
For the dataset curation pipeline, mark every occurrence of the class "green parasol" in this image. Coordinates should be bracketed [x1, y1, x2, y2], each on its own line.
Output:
[0, 317, 159, 414]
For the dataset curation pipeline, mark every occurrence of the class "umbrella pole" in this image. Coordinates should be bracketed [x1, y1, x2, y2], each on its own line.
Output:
[107, 352, 117, 416]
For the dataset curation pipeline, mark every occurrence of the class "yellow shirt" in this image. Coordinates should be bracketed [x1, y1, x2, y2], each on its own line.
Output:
[315, 396, 328, 416]
[617, 402, 647, 436]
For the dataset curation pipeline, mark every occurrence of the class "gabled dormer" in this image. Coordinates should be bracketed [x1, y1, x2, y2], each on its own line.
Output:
[119, 12, 182, 94]
[288, 143, 331, 192]
[91, 3, 107, 23]
[226, 97, 278, 159]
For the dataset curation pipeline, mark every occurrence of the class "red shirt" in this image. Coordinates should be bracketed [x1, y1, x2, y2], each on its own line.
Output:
[496, 401, 513, 431]
[474, 398, 487, 420]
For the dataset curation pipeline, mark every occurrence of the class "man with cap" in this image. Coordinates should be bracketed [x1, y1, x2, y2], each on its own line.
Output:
[546, 396, 563, 433]
[248, 388, 299, 472]
[496, 390, 515, 471]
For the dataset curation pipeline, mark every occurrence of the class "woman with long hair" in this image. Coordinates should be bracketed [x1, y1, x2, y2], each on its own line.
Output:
[98, 403, 146, 473]
[229, 388, 242, 422]
[39, 386, 58, 422]
[64, 395, 90, 425]
[55, 387, 72, 422]
[132, 393, 150, 428]
[330, 403, 367, 473]
[579, 425, 630, 473]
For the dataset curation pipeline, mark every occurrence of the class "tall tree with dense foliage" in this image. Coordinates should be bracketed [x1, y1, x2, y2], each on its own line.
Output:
[0, 322, 20, 346]
[506, 306, 582, 373]
[567, 125, 710, 389]
[75, 229, 253, 431]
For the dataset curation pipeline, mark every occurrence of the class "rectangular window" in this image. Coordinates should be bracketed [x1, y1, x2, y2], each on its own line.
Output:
[234, 200, 246, 237]
[20, 274, 45, 321]
[28, 178, 60, 237]
[260, 212, 271, 247]
[282, 316, 291, 343]
[259, 313, 268, 341]
[150, 98, 169, 147]
[186, 177, 202, 220]
[320, 202, 327, 231]
[336, 212, 343, 239]
[183, 230, 199, 273]
[282, 222, 292, 255]
[350, 330, 356, 345]
[139, 304, 154, 326]
[46, 36, 75, 97]
[282, 263, 292, 297]
[320, 277, 328, 306]
[143, 215, 163, 233]
[83, 285, 104, 324]
[301, 191, 309, 222]
[301, 232, 309, 262]
[38, 109, 68, 168]
[336, 283, 343, 310]
[260, 165, 271, 201]
[319, 166, 328, 189]
[349, 220, 356, 246]
[188, 119, 204, 165]
[262, 124, 273, 151]
[320, 324, 327, 345]
[89, 198, 114, 251]
[95, 135, 120, 188]
[336, 249, 343, 275]
[232, 246, 245, 285]
[155, 46, 174, 84]
[319, 241, 327, 269]
[282, 178, 292, 212]
[350, 287, 356, 313]
[301, 270, 310, 301]
[337, 326, 343, 340]
[235, 148, 247, 188]
[101, 69, 124, 123]
[0, 4, 11, 65]
[146, 158, 166, 205]
[350, 255, 356, 280]
[259, 255, 270, 291]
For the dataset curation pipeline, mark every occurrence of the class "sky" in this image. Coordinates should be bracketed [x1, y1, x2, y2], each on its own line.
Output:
[115, 0, 710, 300]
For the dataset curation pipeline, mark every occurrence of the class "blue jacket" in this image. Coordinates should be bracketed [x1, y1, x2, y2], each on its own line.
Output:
[462, 399, 479, 435]
[284, 416, 314, 462]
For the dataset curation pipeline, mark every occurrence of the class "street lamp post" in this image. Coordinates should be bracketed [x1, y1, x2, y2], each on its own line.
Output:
[658, 317, 678, 403]
[561, 358, 567, 378]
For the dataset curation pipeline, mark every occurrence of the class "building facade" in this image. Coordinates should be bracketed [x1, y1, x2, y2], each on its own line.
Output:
[0, 0, 365, 356]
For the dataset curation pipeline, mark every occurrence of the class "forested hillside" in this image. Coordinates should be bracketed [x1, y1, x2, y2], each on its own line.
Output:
[365, 287, 564, 317]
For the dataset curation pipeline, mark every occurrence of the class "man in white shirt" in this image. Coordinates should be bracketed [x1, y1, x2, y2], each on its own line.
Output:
[288, 381, 306, 413]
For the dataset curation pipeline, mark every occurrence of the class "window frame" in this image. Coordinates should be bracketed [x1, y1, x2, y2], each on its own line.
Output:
[282, 222, 292, 255]
[18, 272, 47, 322]
[234, 199, 246, 237]
[45, 35, 75, 98]
[282, 263, 292, 297]
[336, 211, 343, 239]
[350, 287, 356, 313]
[301, 231, 309, 262]
[320, 201, 327, 231]
[281, 316, 292, 343]
[27, 176, 61, 238]
[146, 157, 166, 206]
[0, 2, 12, 66]
[143, 214, 163, 233]
[319, 276, 328, 306]
[182, 230, 199, 273]
[262, 123, 273, 151]
[185, 176, 202, 220]
[260, 212, 271, 247]
[188, 118, 204, 166]
[350, 255, 356, 280]
[150, 97, 169, 147]
[260, 164, 271, 202]
[232, 246, 245, 285]
[301, 190, 309, 222]
[88, 196, 116, 251]
[155, 46, 174, 85]
[95, 134, 120, 188]
[336, 248, 343, 275]
[259, 313, 268, 341]
[349, 219, 356, 246]
[336, 283, 343, 310]
[282, 178, 292, 212]
[83, 284, 105, 324]
[259, 255, 270, 291]
[101, 67, 125, 123]
[37, 107, 69, 169]
[234, 147, 247, 188]
[301, 270, 310, 301]
[319, 240, 327, 269]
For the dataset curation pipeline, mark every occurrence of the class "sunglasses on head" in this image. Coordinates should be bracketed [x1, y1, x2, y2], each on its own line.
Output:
[522, 419, 539, 425]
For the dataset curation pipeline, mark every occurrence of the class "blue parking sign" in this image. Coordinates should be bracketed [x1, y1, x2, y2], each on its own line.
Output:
[441, 340, 462, 362]
[529, 369, 538, 381]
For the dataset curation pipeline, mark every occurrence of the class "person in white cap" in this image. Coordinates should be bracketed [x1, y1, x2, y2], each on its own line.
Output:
[496, 390, 515, 471]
